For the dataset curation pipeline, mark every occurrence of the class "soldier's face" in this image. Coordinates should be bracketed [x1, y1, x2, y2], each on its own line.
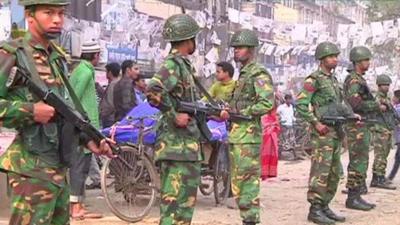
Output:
[26, 5, 65, 37]
[357, 59, 370, 72]
[233, 47, 252, 63]
[378, 84, 390, 93]
[187, 38, 196, 55]
[322, 55, 338, 70]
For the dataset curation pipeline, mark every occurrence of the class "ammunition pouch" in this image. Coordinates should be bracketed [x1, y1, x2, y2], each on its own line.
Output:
[20, 123, 60, 166]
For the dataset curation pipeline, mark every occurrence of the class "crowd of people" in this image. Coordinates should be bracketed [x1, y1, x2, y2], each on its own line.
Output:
[1, 1, 400, 225]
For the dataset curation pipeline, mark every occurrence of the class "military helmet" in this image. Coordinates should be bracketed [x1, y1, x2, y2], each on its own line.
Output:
[162, 14, 200, 42]
[230, 29, 259, 47]
[349, 46, 372, 62]
[19, 0, 70, 6]
[315, 42, 340, 60]
[376, 74, 392, 85]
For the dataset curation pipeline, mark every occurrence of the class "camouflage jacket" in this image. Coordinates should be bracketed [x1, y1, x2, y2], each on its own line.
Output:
[343, 71, 379, 116]
[146, 49, 202, 162]
[375, 91, 394, 131]
[296, 69, 349, 125]
[0, 33, 78, 186]
[228, 61, 274, 144]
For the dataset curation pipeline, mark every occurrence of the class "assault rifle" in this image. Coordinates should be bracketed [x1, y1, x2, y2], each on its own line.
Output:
[321, 115, 377, 125]
[177, 101, 252, 122]
[176, 101, 252, 141]
[7, 66, 120, 155]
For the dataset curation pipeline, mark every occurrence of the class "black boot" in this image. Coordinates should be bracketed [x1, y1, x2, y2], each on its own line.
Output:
[322, 205, 345, 222]
[360, 181, 368, 195]
[242, 221, 256, 225]
[308, 204, 335, 225]
[377, 176, 396, 190]
[345, 188, 374, 211]
[370, 173, 379, 187]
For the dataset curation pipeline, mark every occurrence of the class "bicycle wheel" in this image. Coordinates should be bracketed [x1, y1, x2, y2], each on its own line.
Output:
[101, 144, 158, 223]
[199, 167, 214, 196]
[213, 142, 230, 205]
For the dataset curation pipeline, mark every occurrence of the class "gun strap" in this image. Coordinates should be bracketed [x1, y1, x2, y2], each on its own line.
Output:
[53, 59, 86, 116]
[169, 55, 219, 107]
[17, 41, 87, 117]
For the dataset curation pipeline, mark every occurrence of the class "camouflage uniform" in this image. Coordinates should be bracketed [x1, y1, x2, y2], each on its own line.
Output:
[344, 46, 379, 211]
[0, 1, 89, 224]
[146, 14, 202, 225]
[228, 29, 274, 224]
[0, 30, 73, 225]
[344, 70, 378, 189]
[296, 69, 344, 206]
[297, 42, 348, 224]
[370, 75, 397, 189]
[372, 91, 393, 177]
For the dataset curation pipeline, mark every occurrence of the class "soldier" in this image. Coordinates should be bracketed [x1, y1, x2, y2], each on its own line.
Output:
[0, 1, 113, 224]
[146, 14, 203, 225]
[371, 74, 396, 190]
[225, 29, 274, 225]
[296, 42, 347, 225]
[344, 46, 379, 211]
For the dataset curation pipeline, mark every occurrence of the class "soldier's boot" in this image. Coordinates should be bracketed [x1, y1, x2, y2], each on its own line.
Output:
[360, 181, 368, 195]
[307, 204, 336, 225]
[377, 176, 396, 190]
[242, 221, 256, 225]
[322, 205, 345, 222]
[345, 188, 374, 211]
[370, 173, 380, 187]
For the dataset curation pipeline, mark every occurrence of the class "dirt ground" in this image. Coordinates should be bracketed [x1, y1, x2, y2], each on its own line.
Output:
[1, 131, 400, 225]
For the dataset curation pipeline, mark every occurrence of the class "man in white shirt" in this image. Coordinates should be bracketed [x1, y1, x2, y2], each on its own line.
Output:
[277, 94, 296, 156]
[277, 94, 295, 127]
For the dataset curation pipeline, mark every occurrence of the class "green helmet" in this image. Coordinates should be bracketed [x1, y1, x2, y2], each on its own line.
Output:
[315, 42, 340, 60]
[376, 74, 392, 85]
[230, 29, 259, 47]
[19, 0, 70, 6]
[162, 14, 200, 42]
[349, 46, 372, 62]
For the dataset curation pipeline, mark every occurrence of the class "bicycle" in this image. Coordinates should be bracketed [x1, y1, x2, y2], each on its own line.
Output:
[198, 140, 231, 205]
[101, 116, 159, 223]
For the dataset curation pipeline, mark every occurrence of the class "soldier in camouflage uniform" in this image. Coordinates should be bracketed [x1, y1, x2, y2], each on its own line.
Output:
[343, 46, 379, 211]
[0, 1, 113, 224]
[370, 74, 397, 190]
[146, 14, 203, 225]
[225, 29, 274, 225]
[296, 42, 348, 225]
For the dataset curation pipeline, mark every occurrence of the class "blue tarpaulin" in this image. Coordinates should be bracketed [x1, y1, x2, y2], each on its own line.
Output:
[102, 102, 228, 144]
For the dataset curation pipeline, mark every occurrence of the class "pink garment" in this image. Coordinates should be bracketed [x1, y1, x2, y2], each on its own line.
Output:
[260, 109, 281, 180]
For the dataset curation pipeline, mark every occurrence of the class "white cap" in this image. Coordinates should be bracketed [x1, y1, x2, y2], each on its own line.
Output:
[81, 41, 101, 54]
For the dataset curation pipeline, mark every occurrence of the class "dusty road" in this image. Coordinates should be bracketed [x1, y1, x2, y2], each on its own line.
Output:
[1, 131, 400, 225]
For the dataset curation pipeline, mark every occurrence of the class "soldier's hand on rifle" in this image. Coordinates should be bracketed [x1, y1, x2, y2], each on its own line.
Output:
[315, 122, 329, 135]
[175, 113, 191, 128]
[86, 138, 115, 158]
[380, 104, 388, 112]
[354, 113, 364, 127]
[33, 101, 55, 124]
[220, 110, 230, 121]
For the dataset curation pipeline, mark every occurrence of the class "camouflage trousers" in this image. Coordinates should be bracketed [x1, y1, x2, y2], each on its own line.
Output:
[159, 161, 201, 225]
[372, 126, 392, 176]
[346, 123, 371, 189]
[307, 127, 341, 206]
[230, 144, 260, 223]
[8, 172, 70, 225]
